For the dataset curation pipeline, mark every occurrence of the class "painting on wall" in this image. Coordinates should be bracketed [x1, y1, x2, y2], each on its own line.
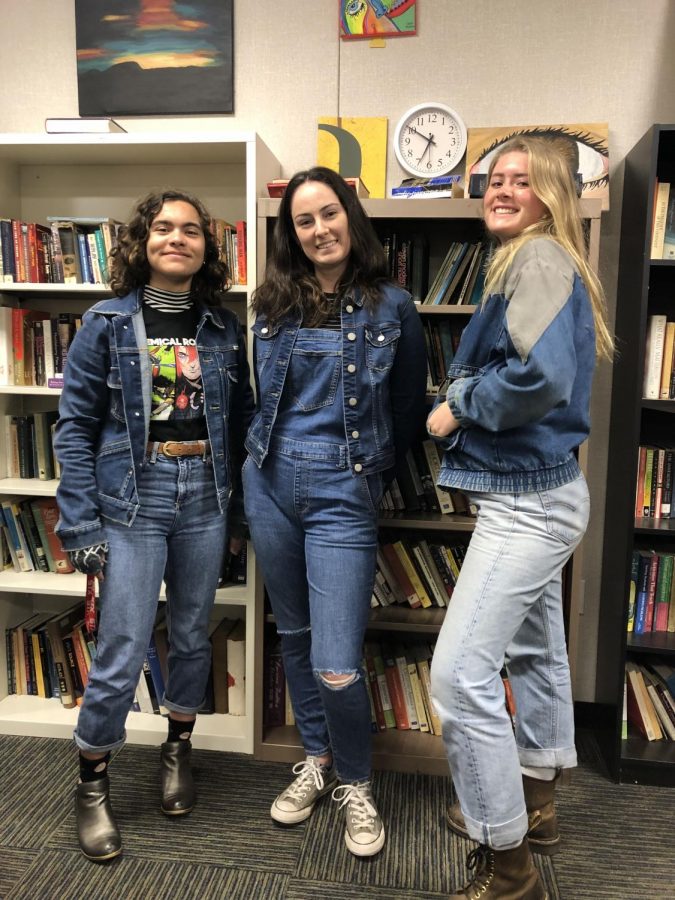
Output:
[317, 117, 388, 199]
[465, 123, 610, 210]
[75, 0, 234, 116]
[340, 1, 417, 39]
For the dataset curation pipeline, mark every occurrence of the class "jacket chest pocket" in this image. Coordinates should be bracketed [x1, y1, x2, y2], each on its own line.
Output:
[365, 324, 400, 373]
[288, 329, 342, 412]
[252, 321, 280, 376]
[106, 366, 125, 423]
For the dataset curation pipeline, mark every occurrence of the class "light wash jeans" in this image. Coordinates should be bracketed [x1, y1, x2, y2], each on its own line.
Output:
[74, 453, 227, 754]
[243, 436, 382, 782]
[430, 475, 590, 849]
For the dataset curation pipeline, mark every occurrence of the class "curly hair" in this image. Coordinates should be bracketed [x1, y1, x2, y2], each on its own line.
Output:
[108, 189, 230, 300]
[252, 167, 389, 326]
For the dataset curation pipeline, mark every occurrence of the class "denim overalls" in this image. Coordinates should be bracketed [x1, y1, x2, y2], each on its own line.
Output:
[243, 286, 427, 782]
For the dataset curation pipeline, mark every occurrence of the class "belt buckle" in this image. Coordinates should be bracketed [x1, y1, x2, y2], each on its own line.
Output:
[162, 441, 181, 457]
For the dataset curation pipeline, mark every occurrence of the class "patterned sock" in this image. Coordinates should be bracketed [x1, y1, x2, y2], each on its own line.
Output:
[167, 717, 195, 742]
[79, 751, 111, 783]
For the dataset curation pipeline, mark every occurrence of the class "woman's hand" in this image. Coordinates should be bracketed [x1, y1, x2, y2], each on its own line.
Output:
[426, 402, 460, 439]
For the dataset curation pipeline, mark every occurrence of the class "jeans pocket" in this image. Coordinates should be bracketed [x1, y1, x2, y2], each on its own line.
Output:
[359, 471, 384, 514]
[540, 478, 590, 546]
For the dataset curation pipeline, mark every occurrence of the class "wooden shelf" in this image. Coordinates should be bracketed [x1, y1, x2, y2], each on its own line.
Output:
[378, 512, 475, 532]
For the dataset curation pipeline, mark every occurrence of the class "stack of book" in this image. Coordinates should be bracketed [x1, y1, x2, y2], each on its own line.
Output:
[634, 445, 674, 520]
[627, 549, 675, 634]
[390, 175, 462, 200]
[374, 535, 468, 610]
[421, 240, 487, 306]
[649, 180, 675, 260]
[210, 218, 247, 285]
[642, 315, 675, 400]
[0, 308, 79, 388]
[267, 177, 369, 199]
[1, 497, 73, 574]
[624, 658, 675, 742]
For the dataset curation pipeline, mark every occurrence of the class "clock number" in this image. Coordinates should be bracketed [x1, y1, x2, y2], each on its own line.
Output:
[429, 113, 437, 123]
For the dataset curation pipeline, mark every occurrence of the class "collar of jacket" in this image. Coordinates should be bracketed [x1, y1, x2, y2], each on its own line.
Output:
[91, 287, 226, 327]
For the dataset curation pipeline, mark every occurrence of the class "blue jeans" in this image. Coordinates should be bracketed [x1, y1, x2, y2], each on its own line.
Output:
[430, 475, 590, 849]
[74, 453, 227, 754]
[243, 436, 381, 782]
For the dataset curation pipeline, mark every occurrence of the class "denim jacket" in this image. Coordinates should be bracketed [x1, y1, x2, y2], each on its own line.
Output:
[54, 289, 255, 551]
[245, 282, 427, 476]
[435, 238, 596, 493]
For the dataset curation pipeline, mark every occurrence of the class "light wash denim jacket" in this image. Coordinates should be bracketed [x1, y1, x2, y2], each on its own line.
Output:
[435, 238, 596, 493]
[54, 289, 255, 551]
[245, 282, 427, 476]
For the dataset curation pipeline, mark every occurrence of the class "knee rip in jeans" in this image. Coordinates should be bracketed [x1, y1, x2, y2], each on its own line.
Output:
[317, 670, 358, 690]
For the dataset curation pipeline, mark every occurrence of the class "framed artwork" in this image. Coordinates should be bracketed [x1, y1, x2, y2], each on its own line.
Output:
[465, 123, 610, 210]
[340, 1, 417, 39]
[317, 117, 388, 199]
[75, 0, 234, 117]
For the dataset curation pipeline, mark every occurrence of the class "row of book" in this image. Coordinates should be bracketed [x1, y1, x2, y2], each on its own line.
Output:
[5, 602, 247, 716]
[382, 440, 476, 519]
[1, 497, 73, 574]
[624, 657, 675, 741]
[642, 315, 675, 401]
[628, 549, 675, 634]
[374, 536, 468, 610]
[421, 240, 487, 307]
[649, 180, 675, 260]
[0, 307, 79, 387]
[422, 317, 464, 391]
[4, 412, 60, 482]
[634, 445, 674, 520]
[0, 215, 248, 286]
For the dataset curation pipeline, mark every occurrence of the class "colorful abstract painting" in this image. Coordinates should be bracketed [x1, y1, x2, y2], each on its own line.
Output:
[75, 0, 234, 116]
[317, 117, 388, 199]
[340, 0, 417, 39]
[465, 123, 610, 210]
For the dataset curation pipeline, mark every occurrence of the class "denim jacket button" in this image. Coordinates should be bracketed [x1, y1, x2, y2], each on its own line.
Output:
[130, 360, 135, 366]
[354, 463, 363, 472]
[349, 397, 357, 407]
[345, 304, 354, 313]
[377, 334, 385, 342]
[347, 332, 356, 341]
[347, 364, 356, 373]
[351, 430, 359, 439]
[261, 326, 269, 334]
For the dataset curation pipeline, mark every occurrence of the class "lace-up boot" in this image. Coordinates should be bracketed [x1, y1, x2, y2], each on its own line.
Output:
[447, 770, 562, 855]
[450, 842, 547, 899]
[271, 756, 338, 825]
[332, 780, 385, 857]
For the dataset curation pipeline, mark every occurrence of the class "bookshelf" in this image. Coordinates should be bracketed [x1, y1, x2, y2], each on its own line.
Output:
[254, 195, 602, 775]
[598, 124, 675, 785]
[0, 132, 281, 754]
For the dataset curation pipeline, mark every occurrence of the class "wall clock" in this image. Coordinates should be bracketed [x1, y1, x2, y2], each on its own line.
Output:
[393, 102, 467, 177]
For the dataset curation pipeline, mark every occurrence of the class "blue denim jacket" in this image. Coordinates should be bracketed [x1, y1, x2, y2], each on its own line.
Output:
[54, 289, 255, 551]
[245, 282, 427, 476]
[435, 239, 596, 493]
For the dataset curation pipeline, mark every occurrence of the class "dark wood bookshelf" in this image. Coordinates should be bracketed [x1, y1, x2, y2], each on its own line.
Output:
[597, 123, 675, 786]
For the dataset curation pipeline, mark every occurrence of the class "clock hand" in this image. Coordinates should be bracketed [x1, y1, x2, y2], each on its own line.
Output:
[408, 127, 437, 146]
[417, 133, 435, 166]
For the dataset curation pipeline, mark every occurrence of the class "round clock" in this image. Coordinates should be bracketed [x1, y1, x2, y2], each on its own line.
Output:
[393, 102, 467, 177]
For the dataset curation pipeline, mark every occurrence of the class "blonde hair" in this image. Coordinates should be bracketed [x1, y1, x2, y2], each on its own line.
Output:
[482, 136, 613, 360]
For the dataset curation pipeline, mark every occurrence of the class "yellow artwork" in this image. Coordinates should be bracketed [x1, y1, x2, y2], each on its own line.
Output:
[465, 123, 610, 210]
[317, 116, 388, 199]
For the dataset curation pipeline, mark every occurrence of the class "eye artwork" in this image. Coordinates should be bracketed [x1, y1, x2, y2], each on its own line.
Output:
[464, 123, 610, 209]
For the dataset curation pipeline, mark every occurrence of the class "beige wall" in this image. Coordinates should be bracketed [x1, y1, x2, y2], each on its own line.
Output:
[2, 0, 675, 702]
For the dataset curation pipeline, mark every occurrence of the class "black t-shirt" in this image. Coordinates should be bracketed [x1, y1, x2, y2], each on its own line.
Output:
[144, 295, 208, 442]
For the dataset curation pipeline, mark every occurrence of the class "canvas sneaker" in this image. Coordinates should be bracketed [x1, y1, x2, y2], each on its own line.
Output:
[332, 780, 385, 856]
[270, 756, 338, 825]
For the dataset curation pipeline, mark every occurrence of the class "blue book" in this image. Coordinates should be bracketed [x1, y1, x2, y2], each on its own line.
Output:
[433, 242, 471, 305]
[146, 632, 167, 713]
[634, 551, 653, 634]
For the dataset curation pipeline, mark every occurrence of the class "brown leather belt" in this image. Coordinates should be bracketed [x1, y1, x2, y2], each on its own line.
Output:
[147, 440, 211, 457]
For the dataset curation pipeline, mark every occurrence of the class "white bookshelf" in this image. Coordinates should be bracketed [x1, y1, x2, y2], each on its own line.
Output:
[0, 131, 280, 754]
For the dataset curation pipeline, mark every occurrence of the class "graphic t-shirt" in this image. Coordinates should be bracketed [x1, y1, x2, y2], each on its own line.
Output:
[143, 286, 208, 443]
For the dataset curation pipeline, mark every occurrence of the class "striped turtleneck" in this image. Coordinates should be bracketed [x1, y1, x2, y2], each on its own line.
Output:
[143, 285, 193, 312]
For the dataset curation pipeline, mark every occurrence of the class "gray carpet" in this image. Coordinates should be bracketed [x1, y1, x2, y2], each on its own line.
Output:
[0, 731, 671, 899]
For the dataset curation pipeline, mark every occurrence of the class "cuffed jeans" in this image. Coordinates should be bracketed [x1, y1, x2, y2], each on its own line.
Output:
[430, 475, 590, 849]
[74, 453, 227, 754]
[243, 437, 381, 782]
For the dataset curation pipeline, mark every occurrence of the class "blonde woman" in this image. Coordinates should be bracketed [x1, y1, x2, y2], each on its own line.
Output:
[427, 137, 612, 899]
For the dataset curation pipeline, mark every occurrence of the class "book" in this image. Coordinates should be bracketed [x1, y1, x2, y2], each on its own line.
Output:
[44, 117, 126, 133]
[392, 643, 419, 729]
[380, 542, 420, 608]
[650, 180, 670, 259]
[422, 439, 454, 514]
[0, 305, 14, 385]
[267, 176, 369, 199]
[226, 619, 246, 715]
[366, 642, 395, 729]
[625, 662, 662, 740]
[659, 322, 675, 398]
[406, 653, 430, 732]
[641, 667, 675, 740]
[30, 498, 75, 573]
[263, 636, 285, 726]
[146, 631, 168, 714]
[662, 186, 675, 259]
[653, 554, 673, 631]
[413, 643, 442, 736]
[52, 222, 82, 283]
[0, 500, 34, 572]
[235, 220, 247, 285]
[381, 643, 410, 729]
[133, 665, 156, 714]
[17, 500, 50, 573]
[363, 644, 386, 731]
[45, 603, 84, 708]
[211, 617, 236, 714]
[642, 315, 668, 399]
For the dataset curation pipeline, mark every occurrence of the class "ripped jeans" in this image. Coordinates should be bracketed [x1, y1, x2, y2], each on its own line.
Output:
[243, 436, 381, 782]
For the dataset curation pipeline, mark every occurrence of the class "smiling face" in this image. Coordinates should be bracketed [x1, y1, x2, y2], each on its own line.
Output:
[290, 180, 352, 291]
[483, 150, 548, 243]
[146, 200, 206, 291]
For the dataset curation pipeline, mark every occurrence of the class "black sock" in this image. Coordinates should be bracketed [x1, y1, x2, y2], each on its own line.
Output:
[167, 717, 195, 743]
[79, 751, 110, 783]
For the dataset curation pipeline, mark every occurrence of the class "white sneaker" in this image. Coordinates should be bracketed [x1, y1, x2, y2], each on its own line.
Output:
[271, 756, 338, 825]
[332, 780, 385, 856]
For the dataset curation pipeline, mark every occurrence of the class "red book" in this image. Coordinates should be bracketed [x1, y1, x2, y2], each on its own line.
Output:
[235, 220, 247, 285]
[30, 498, 75, 573]
[382, 644, 410, 729]
[380, 542, 421, 608]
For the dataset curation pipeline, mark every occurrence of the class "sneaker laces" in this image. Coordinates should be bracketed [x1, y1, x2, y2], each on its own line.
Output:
[284, 757, 328, 802]
[332, 781, 378, 826]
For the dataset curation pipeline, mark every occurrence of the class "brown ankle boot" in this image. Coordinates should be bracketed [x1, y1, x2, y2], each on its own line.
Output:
[446, 771, 561, 856]
[450, 842, 548, 899]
